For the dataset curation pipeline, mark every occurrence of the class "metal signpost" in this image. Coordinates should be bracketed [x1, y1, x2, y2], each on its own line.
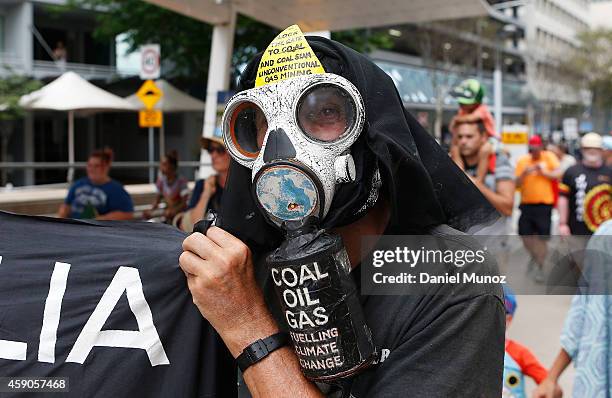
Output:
[137, 45, 163, 183]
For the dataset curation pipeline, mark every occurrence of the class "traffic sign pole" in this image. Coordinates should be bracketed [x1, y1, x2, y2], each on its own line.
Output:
[138, 45, 162, 184]
[148, 127, 155, 183]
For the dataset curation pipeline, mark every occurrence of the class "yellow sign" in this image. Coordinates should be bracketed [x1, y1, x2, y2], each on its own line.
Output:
[501, 131, 528, 144]
[139, 109, 163, 127]
[136, 80, 163, 110]
[255, 25, 326, 87]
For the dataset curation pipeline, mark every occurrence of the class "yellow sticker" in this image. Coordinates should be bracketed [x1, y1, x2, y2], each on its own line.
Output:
[255, 25, 326, 87]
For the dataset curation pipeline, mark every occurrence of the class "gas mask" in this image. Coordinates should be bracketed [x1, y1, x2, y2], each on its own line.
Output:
[222, 73, 365, 228]
[221, 25, 378, 381]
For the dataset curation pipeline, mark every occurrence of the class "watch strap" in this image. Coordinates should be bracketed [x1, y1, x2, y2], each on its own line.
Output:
[236, 332, 290, 372]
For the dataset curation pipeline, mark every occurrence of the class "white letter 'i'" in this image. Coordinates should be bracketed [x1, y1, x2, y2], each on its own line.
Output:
[38, 262, 71, 363]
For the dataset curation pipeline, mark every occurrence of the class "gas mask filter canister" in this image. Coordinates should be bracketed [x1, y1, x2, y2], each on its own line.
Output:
[222, 25, 378, 381]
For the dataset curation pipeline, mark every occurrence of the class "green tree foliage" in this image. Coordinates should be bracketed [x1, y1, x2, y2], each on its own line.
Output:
[64, 0, 215, 79]
[564, 28, 612, 111]
[64, 0, 391, 83]
[0, 72, 42, 121]
[331, 29, 393, 54]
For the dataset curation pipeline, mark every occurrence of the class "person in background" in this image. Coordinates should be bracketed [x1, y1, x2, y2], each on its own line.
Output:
[58, 148, 133, 220]
[515, 135, 561, 283]
[547, 142, 576, 210]
[453, 119, 515, 217]
[146, 150, 189, 223]
[502, 285, 548, 398]
[533, 219, 612, 398]
[603, 135, 612, 167]
[449, 79, 498, 184]
[178, 133, 230, 232]
[558, 133, 612, 236]
[53, 41, 67, 62]
[547, 143, 576, 174]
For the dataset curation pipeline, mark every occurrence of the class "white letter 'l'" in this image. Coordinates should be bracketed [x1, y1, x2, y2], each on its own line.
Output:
[0, 256, 28, 361]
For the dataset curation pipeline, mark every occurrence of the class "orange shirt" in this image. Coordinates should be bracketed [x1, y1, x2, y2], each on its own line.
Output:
[458, 104, 497, 138]
[515, 151, 560, 205]
[505, 339, 548, 384]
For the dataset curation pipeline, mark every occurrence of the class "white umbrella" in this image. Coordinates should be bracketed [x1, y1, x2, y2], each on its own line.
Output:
[19, 71, 137, 181]
[126, 79, 205, 159]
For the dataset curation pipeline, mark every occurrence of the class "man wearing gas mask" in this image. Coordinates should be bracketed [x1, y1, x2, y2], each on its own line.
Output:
[180, 26, 505, 397]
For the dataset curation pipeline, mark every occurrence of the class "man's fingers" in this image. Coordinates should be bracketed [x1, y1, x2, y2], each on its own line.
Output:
[183, 232, 219, 259]
[179, 250, 208, 276]
[206, 226, 243, 249]
[180, 250, 228, 281]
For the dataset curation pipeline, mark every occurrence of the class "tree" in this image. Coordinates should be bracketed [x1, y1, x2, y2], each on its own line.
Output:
[0, 73, 42, 122]
[62, 1, 392, 84]
[562, 28, 612, 133]
[0, 72, 43, 184]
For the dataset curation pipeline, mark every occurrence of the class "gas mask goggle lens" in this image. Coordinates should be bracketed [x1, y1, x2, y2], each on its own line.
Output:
[222, 74, 365, 227]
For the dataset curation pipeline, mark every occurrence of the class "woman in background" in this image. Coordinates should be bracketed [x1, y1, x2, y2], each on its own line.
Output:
[147, 150, 189, 223]
[58, 148, 134, 220]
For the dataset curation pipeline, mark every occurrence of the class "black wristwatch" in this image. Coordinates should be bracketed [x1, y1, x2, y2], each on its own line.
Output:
[236, 332, 290, 372]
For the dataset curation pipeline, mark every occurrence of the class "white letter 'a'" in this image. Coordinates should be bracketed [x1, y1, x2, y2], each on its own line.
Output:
[66, 266, 169, 366]
[0, 256, 27, 361]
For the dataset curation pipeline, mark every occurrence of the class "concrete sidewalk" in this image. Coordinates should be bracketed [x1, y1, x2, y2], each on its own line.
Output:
[0, 182, 195, 215]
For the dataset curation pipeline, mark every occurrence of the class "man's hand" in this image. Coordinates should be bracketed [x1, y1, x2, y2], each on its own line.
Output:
[533, 163, 545, 175]
[179, 227, 279, 356]
[558, 224, 571, 236]
[203, 175, 217, 198]
[532, 378, 563, 398]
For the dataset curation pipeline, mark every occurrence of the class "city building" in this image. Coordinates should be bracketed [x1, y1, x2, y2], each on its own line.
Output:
[498, 0, 592, 135]
[1, 1, 204, 187]
[368, 5, 529, 145]
[1, 0, 607, 188]
[590, 0, 612, 28]
[0, 0, 124, 80]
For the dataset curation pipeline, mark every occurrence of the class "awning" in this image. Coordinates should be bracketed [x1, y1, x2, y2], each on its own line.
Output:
[375, 60, 530, 113]
[144, 0, 491, 31]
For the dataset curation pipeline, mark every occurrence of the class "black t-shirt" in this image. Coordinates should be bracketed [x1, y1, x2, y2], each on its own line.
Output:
[238, 224, 505, 398]
[560, 164, 612, 235]
[187, 179, 224, 214]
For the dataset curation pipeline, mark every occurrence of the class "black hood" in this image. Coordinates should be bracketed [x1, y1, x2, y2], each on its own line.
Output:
[217, 36, 498, 253]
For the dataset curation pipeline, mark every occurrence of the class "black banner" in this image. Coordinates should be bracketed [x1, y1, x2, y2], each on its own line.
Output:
[0, 212, 235, 397]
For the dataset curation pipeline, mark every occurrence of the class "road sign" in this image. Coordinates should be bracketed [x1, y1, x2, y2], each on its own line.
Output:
[139, 109, 163, 127]
[140, 44, 161, 80]
[501, 124, 529, 164]
[501, 131, 528, 145]
[136, 80, 163, 110]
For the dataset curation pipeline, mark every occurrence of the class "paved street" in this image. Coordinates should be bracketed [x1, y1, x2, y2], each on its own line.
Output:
[507, 295, 575, 397]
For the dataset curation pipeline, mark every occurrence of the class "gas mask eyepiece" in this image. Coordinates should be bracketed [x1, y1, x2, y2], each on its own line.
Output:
[223, 74, 365, 228]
